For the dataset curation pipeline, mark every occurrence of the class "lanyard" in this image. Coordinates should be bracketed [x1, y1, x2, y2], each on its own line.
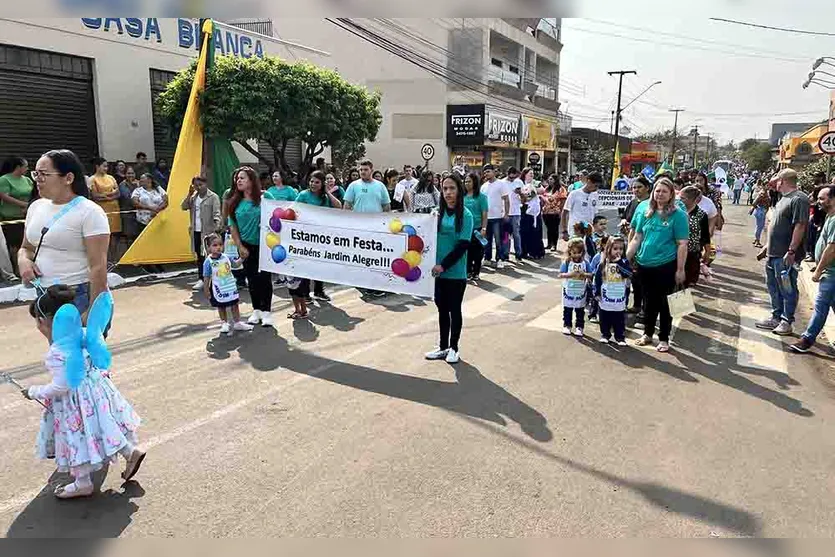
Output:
[31, 196, 85, 292]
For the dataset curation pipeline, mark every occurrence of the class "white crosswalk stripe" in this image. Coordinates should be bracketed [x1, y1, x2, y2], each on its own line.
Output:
[736, 304, 789, 374]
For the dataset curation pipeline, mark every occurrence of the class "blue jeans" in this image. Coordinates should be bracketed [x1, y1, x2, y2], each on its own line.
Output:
[753, 207, 766, 242]
[801, 275, 835, 342]
[765, 257, 799, 323]
[73, 283, 112, 336]
[502, 215, 522, 259]
[484, 218, 507, 261]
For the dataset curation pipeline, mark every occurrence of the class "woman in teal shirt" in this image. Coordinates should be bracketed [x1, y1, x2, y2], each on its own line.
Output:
[627, 177, 689, 352]
[228, 166, 274, 327]
[463, 171, 488, 281]
[426, 174, 474, 365]
[263, 170, 298, 202]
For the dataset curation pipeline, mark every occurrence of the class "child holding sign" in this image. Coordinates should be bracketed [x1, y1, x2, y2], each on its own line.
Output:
[593, 237, 632, 345]
[560, 238, 593, 337]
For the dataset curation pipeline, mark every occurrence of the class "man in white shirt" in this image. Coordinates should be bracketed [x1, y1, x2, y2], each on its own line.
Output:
[503, 166, 524, 262]
[397, 164, 418, 193]
[480, 164, 510, 268]
[562, 170, 602, 240]
[695, 189, 719, 236]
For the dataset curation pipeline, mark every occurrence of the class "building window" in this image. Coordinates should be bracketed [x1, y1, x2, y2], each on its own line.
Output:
[491, 58, 504, 68]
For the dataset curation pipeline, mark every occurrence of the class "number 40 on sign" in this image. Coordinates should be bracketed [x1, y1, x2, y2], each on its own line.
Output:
[818, 131, 835, 155]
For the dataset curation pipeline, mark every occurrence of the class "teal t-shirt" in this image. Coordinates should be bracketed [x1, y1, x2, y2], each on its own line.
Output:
[295, 189, 331, 207]
[436, 207, 474, 280]
[463, 192, 489, 229]
[230, 199, 262, 245]
[815, 215, 835, 278]
[264, 185, 298, 202]
[630, 200, 689, 267]
[344, 179, 390, 213]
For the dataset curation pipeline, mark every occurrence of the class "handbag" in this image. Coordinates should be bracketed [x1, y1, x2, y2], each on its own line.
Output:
[667, 288, 696, 319]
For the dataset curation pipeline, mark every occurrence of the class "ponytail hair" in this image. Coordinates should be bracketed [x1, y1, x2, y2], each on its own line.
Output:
[42, 149, 90, 199]
[30, 285, 76, 319]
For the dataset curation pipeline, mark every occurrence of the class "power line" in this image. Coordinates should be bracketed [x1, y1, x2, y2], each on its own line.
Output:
[709, 17, 835, 37]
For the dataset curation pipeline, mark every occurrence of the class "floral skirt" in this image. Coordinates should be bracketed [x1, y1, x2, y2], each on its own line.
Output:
[36, 370, 140, 477]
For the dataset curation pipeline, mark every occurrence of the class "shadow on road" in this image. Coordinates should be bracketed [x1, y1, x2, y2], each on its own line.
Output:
[208, 328, 552, 442]
[6, 467, 144, 538]
[459, 414, 764, 537]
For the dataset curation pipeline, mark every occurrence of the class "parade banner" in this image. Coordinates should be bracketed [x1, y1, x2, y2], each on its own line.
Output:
[259, 201, 438, 298]
[597, 190, 634, 210]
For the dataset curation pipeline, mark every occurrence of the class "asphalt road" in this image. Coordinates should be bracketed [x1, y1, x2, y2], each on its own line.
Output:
[1, 204, 834, 537]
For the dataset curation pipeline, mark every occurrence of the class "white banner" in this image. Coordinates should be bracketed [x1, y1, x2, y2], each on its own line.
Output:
[597, 190, 634, 210]
[259, 201, 438, 297]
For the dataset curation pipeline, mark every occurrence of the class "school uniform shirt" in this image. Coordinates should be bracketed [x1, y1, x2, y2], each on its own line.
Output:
[564, 188, 600, 232]
[296, 189, 333, 207]
[560, 259, 591, 308]
[463, 192, 489, 230]
[481, 179, 510, 220]
[263, 185, 298, 202]
[230, 199, 262, 245]
[595, 257, 633, 312]
[344, 179, 390, 213]
[203, 254, 240, 304]
[436, 207, 475, 280]
[630, 200, 689, 268]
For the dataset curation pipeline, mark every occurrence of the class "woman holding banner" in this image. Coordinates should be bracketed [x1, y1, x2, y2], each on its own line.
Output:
[426, 174, 474, 365]
[228, 166, 274, 328]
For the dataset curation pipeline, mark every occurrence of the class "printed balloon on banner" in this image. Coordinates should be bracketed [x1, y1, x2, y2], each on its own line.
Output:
[271, 245, 287, 263]
[405, 267, 422, 282]
[391, 258, 410, 277]
[407, 235, 425, 253]
[389, 219, 403, 234]
[265, 232, 281, 249]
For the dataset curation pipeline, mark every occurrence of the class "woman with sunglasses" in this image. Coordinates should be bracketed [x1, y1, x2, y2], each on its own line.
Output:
[18, 150, 110, 314]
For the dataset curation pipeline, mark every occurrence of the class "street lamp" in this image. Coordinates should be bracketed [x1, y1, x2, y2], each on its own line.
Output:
[620, 80, 663, 112]
[803, 76, 835, 90]
[812, 57, 835, 70]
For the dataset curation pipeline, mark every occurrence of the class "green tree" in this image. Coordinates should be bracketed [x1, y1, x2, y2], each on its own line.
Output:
[331, 141, 366, 179]
[798, 155, 833, 191]
[156, 56, 382, 175]
[740, 142, 773, 173]
[738, 138, 758, 153]
[572, 146, 613, 176]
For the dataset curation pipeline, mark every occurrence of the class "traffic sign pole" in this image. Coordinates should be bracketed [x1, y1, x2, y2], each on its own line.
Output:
[818, 132, 835, 181]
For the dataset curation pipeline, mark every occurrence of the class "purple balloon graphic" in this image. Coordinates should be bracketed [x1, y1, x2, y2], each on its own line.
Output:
[271, 245, 287, 264]
[269, 216, 282, 233]
[405, 266, 422, 282]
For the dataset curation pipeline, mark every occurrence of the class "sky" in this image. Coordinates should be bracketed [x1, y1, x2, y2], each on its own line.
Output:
[558, 0, 835, 145]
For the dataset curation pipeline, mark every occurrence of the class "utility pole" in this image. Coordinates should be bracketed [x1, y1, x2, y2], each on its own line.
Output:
[668, 108, 684, 168]
[691, 125, 700, 170]
[608, 70, 637, 179]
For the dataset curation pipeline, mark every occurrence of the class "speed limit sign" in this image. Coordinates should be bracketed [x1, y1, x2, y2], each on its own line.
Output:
[818, 131, 835, 155]
[421, 143, 435, 161]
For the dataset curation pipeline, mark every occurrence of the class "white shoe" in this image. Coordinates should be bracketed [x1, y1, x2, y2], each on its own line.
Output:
[233, 321, 254, 332]
[425, 348, 449, 360]
[260, 312, 274, 327]
[600, 337, 610, 344]
[617, 340, 628, 347]
[573, 327, 584, 337]
[247, 310, 262, 325]
[220, 322, 231, 335]
[562, 326, 572, 335]
[445, 349, 460, 364]
[191, 279, 204, 290]
[497, 260, 505, 270]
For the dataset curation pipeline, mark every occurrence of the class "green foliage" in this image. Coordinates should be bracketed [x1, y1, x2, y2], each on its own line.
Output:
[572, 146, 613, 176]
[331, 142, 367, 178]
[738, 138, 759, 153]
[155, 56, 382, 174]
[798, 155, 832, 191]
[740, 142, 773, 174]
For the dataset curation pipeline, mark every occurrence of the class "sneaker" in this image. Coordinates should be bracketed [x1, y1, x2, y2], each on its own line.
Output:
[772, 320, 793, 336]
[600, 337, 610, 344]
[232, 321, 254, 332]
[635, 311, 645, 322]
[496, 260, 505, 270]
[562, 326, 572, 335]
[425, 348, 449, 360]
[573, 327, 584, 337]
[445, 349, 460, 364]
[755, 317, 780, 330]
[247, 310, 262, 325]
[191, 279, 204, 290]
[260, 312, 274, 327]
[314, 291, 331, 302]
[220, 322, 231, 335]
[616, 340, 628, 347]
[589, 315, 599, 323]
[790, 337, 813, 353]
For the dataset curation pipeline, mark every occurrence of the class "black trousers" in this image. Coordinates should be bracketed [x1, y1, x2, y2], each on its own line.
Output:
[467, 234, 484, 277]
[599, 309, 626, 341]
[639, 260, 677, 342]
[543, 213, 561, 248]
[242, 241, 273, 312]
[313, 280, 325, 295]
[631, 265, 645, 312]
[435, 278, 466, 351]
[193, 232, 206, 279]
[563, 306, 585, 328]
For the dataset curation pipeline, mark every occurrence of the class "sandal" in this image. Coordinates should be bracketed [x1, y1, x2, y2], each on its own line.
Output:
[657, 342, 670, 353]
[633, 335, 651, 347]
[293, 312, 309, 320]
[54, 481, 95, 499]
[287, 311, 301, 319]
[122, 449, 146, 481]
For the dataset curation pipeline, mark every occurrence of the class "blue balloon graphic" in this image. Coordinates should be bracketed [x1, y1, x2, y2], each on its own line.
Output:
[402, 225, 417, 236]
[271, 245, 287, 264]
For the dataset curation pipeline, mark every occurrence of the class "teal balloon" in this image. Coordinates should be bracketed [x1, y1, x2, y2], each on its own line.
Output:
[271, 245, 287, 264]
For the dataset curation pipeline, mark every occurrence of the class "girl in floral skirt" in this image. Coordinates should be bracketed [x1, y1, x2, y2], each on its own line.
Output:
[21, 285, 145, 499]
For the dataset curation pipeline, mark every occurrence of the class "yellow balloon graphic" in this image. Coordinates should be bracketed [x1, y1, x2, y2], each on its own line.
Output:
[389, 219, 403, 234]
[403, 250, 422, 268]
[266, 232, 281, 249]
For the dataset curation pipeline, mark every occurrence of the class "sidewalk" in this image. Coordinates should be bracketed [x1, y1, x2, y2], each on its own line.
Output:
[797, 259, 835, 348]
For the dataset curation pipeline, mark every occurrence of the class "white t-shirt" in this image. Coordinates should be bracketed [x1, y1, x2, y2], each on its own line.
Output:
[397, 177, 418, 192]
[132, 186, 167, 225]
[481, 179, 510, 220]
[697, 196, 718, 219]
[505, 178, 524, 217]
[564, 188, 600, 231]
[193, 195, 204, 233]
[24, 197, 110, 287]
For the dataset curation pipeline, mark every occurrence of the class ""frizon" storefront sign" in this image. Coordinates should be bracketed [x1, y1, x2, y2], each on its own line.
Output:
[446, 104, 485, 146]
[486, 112, 520, 145]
